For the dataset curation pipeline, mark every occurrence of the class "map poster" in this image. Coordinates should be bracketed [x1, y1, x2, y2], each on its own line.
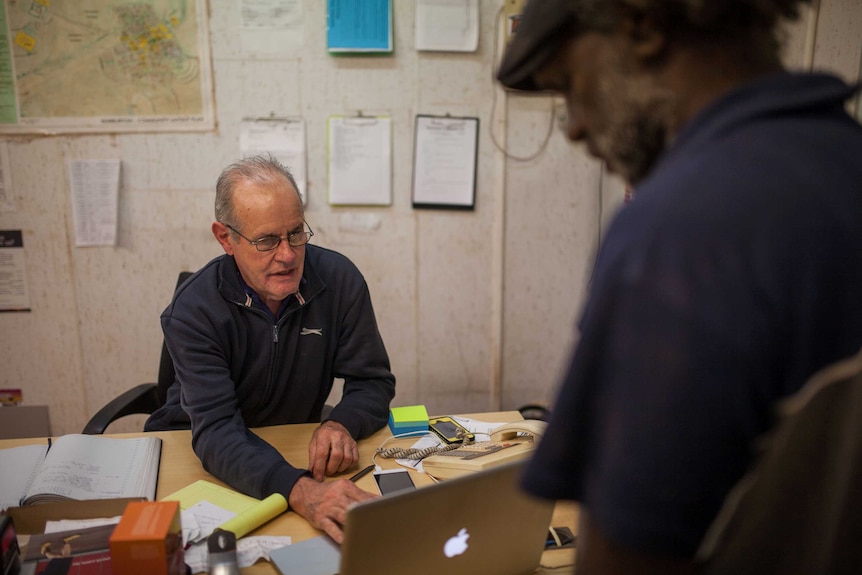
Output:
[0, 0, 214, 134]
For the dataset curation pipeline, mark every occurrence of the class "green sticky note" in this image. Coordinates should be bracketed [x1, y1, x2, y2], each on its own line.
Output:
[390, 405, 429, 424]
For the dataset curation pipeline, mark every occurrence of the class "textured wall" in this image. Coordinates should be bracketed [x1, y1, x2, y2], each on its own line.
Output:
[0, 0, 859, 436]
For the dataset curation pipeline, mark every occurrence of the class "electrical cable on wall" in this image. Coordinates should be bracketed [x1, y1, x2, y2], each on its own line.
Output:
[489, 5, 557, 162]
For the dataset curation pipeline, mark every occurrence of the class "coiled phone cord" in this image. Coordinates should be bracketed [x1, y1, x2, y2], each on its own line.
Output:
[375, 429, 475, 461]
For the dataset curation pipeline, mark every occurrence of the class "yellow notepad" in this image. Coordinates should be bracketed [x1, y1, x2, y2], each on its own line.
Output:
[161, 480, 287, 539]
[161, 480, 259, 515]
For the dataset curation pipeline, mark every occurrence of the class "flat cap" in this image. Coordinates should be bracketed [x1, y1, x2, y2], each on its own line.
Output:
[497, 0, 577, 91]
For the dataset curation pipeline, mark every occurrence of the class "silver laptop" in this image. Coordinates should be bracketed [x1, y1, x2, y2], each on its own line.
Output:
[340, 459, 553, 575]
[270, 460, 554, 575]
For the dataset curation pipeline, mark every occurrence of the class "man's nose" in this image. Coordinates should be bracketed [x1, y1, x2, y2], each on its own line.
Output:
[557, 100, 585, 142]
[564, 112, 586, 142]
[273, 239, 298, 261]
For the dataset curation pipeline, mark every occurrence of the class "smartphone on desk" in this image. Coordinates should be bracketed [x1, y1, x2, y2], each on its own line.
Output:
[372, 468, 416, 496]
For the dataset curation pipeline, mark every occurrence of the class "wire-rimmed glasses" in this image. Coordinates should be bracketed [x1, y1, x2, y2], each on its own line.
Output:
[223, 221, 314, 252]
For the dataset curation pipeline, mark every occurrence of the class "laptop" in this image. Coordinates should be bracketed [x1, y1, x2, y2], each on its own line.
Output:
[271, 459, 555, 575]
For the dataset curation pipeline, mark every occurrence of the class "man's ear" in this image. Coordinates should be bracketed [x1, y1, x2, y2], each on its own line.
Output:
[212, 221, 235, 255]
[618, 4, 666, 62]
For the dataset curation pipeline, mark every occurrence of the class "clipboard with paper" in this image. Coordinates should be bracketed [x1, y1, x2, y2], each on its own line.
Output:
[327, 114, 392, 206]
[412, 114, 479, 210]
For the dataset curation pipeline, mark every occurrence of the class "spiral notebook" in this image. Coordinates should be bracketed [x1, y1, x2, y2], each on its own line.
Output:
[271, 459, 554, 575]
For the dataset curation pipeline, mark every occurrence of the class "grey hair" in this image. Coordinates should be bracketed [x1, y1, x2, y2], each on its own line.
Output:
[214, 154, 301, 229]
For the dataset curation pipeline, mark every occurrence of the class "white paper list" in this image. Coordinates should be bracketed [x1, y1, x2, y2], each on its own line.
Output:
[328, 116, 392, 206]
[69, 159, 120, 247]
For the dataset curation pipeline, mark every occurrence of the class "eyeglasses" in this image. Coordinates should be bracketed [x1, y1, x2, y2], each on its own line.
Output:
[223, 221, 314, 252]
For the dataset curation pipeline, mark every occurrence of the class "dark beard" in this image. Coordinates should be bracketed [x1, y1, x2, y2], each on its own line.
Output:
[589, 60, 676, 186]
[605, 113, 671, 185]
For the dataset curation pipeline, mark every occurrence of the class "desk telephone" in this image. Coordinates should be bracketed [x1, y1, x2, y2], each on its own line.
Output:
[422, 420, 547, 480]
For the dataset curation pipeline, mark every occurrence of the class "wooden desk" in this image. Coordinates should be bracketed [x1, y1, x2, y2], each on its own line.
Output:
[2, 412, 576, 574]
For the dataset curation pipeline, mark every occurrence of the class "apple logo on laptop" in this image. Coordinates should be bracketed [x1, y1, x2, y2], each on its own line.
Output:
[444, 528, 470, 558]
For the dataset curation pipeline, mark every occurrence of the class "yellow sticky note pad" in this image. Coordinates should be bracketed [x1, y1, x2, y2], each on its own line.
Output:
[389, 405, 429, 435]
[390, 405, 429, 423]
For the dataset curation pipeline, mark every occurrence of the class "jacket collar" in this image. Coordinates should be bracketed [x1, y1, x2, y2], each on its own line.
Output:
[217, 246, 326, 315]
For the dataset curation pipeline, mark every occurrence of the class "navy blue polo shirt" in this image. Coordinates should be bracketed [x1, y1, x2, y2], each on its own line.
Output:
[522, 72, 862, 556]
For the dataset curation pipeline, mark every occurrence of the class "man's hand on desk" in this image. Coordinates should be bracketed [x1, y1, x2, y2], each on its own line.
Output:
[289, 475, 376, 543]
[308, 420, 360, 481]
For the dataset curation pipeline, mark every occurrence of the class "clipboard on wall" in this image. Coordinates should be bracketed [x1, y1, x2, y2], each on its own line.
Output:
[412, 114, 479, 210]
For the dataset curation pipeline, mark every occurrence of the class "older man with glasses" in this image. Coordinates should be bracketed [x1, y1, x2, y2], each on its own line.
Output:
[146, 155, 395, 543]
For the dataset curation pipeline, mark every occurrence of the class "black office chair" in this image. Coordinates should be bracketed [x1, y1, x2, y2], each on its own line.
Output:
[517, 403, 551, 422]
[82, 271, 192, 434]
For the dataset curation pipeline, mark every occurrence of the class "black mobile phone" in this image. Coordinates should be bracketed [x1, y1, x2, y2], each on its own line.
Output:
[428, 416, 475, 444]
[372, 468, 416, 496]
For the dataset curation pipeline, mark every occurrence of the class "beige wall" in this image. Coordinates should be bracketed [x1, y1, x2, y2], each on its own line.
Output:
[1, 0, 860, 436]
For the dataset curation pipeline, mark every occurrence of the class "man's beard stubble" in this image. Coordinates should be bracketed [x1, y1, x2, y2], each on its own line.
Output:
[589, 59, 677, 187]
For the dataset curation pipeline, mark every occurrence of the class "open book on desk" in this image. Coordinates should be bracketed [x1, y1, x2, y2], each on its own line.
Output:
[0, 434, 161, 511]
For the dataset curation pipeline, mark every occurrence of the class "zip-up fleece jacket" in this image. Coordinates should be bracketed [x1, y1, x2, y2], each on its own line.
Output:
[145, 245, 396, 501]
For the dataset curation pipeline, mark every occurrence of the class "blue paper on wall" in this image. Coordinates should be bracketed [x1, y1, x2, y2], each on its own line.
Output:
[327, 0, 393, 53]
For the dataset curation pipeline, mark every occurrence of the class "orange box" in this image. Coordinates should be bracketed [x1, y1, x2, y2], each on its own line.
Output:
[109, 500, 185, 575]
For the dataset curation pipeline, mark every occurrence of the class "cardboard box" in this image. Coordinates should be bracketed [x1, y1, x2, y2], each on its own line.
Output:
[109, 501, 184, 575]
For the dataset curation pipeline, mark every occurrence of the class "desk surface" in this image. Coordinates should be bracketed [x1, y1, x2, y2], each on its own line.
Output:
[1, 412, 576, 574]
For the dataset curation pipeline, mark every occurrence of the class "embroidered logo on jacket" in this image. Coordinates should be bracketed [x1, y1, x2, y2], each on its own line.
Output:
[300, 327, 323, 336]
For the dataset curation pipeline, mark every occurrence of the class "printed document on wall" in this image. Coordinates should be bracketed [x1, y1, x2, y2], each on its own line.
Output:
[0, 142, 14, 212]
[416, 0, 479, 52]
[241, 0, 304, 55]
[69, 160, 121, 247]
[412, 115, 478, 209]
[240, 118, 308, 204]
[327, 116, 392, 206]
[0, 230, 31, 312]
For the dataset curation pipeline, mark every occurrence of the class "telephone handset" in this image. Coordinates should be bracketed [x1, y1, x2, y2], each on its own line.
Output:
[489, 420, 547, 442]
[421, 419, 547, 480]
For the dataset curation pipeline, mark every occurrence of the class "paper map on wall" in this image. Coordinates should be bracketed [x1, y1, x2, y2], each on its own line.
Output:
[0, 0, 214, 134]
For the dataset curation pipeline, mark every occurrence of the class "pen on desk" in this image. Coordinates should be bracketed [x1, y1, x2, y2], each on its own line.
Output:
[350, 465, 375, 482]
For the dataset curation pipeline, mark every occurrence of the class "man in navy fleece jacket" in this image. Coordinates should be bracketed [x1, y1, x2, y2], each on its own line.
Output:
[146, 155, 395, 542]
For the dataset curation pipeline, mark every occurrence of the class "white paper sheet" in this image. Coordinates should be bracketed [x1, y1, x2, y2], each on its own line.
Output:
[412, 115, 479, 208]
[68, 159, 120, 247]
[0, 142, 14, 212]
[241, 0, 304, 54]
[240, 118, 308, 204]
[416, 0, 479, 52]
[184, 535, 292, 574]
[0, 230, 32, 312]
[327, 116, 392, 206]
